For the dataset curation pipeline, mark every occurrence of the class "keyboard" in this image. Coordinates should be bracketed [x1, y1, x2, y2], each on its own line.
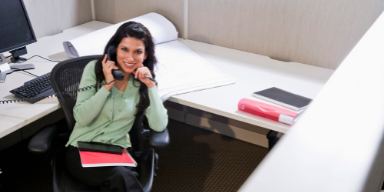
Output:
[10, 72, 54, 103]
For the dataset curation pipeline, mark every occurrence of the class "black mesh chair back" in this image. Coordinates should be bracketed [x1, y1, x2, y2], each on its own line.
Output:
[50, 55, 101, 131]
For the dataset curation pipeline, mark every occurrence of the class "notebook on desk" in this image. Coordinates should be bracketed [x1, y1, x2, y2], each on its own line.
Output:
[252, 87, 312, 111]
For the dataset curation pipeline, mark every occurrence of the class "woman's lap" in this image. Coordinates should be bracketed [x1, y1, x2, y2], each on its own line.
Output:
[65, 145, 143, 192]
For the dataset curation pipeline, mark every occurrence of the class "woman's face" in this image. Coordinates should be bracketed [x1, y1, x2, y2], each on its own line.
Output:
[116, 37, 147, 75]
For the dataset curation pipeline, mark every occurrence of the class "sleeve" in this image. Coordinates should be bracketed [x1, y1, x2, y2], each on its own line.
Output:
[73, 61, 111, 127]
[145, 86, 168, 132]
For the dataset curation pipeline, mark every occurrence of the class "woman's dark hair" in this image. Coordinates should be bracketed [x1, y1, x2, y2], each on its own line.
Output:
[95, 21, 157, 116]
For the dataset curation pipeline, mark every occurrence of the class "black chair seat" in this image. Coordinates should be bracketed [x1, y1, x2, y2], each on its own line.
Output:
[52, 150, 98, 192]
[52, 148, 155, 192]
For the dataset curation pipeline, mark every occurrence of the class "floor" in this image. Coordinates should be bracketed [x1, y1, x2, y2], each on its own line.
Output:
[0, 119, 269, 192]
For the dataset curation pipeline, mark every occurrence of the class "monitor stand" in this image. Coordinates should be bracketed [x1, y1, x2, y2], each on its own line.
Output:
[0, 53, 35, 83]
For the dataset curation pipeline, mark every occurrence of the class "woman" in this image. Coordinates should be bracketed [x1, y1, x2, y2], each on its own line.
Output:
[65, 21, 168, 192]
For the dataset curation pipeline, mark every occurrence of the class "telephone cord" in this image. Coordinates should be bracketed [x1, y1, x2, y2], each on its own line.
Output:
[0, 80, 115, 104]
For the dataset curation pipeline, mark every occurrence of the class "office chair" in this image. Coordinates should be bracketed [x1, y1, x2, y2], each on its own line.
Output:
[28, 55, 169, 192]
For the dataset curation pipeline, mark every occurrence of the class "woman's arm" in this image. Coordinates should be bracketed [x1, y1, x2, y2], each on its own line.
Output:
[73, 61, 111, 127]
[145, 87, 168, 132]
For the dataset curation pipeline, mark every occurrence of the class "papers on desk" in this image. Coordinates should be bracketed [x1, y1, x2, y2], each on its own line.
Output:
[62, 13, 235, 101]
[155, 41, 235, 101]
[63, 12, 178, 58]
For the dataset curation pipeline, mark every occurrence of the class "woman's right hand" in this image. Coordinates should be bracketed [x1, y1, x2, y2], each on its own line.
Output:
[102, 54, 119, 90]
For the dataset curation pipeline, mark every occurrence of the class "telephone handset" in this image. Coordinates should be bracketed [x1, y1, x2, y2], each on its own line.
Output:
[107, 45, 124, 81]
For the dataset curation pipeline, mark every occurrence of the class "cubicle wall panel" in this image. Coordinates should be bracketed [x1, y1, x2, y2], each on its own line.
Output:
[188, 0, 384, 69]
[23, 0, 93, 38]
[94, 0, 184, 38]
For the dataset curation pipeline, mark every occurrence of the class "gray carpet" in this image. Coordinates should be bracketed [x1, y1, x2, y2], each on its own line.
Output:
[0, 119, 268, 192]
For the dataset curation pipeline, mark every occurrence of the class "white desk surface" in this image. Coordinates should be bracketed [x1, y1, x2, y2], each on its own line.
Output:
[239, 12, 384, 192]
[0, 21, 334, 139]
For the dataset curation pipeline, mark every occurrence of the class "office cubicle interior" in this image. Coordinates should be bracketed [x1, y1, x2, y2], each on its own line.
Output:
[1, 0, 384, 191]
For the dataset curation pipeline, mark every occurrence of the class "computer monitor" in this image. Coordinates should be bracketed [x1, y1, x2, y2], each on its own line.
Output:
[0, 0, 37, 83]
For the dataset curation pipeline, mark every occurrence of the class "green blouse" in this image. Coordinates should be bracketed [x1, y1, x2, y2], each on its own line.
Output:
[66, 60, 168, 148]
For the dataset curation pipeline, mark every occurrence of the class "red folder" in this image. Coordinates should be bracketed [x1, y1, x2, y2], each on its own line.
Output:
[79, 148, 137, 167]
[238, 98, 299, 125]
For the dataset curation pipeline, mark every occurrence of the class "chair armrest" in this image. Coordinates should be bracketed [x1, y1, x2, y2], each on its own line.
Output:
[28, 124, 58, 154]
[149, 128, 169, 149]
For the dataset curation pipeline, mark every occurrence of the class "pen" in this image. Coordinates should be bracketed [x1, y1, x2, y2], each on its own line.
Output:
[144, 74, 157, 84]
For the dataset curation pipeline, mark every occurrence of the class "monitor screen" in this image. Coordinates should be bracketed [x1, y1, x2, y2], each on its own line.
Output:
[0, 0, 36, 53]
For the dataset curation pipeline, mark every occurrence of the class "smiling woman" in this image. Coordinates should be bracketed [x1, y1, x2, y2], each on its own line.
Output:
[95, 21, 158, 116]
[64, 21, 168, 192]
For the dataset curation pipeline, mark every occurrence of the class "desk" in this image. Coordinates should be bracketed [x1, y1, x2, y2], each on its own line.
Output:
[0, 21, 333, 145]
[172, 39, 333, 133]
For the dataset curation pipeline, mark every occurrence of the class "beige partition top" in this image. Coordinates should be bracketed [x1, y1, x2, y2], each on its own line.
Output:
[24, 0, 92, 38]
[94, 0, 184, 38]
[189, 0, 384, 69]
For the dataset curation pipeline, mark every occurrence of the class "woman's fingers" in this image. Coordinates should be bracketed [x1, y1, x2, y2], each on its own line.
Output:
[107, 62, 112, 71]
[135, 67, 152, 80]
[135, 63, 144, 78]
[103, 60, 116, 76]
[134, 68, 138, 79]
[134, 66, 155, 87]
[107, 61, 118, 70]
[135, 67, 142, 79]
[135, 67, 143, 79]
[140, 68, 144, 79]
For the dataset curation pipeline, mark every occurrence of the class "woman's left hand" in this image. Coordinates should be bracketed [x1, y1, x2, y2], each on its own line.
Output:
[135, 64, 156, 88]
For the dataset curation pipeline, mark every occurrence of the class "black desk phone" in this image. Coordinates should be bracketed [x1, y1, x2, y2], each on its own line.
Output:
[107, 45, 124, 81]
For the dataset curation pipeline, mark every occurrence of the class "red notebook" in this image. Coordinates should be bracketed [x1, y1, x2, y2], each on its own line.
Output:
[79, 148, 137, 167]
[238, 98, 299, 125]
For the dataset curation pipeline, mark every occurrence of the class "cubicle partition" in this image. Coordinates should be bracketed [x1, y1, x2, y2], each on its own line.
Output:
[93, 0, 384, 70]
[188, 0, 384, 69]
[22, 0, 384, 69]
[23, 0, 93, 38]
[94, 0, 185, 38]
